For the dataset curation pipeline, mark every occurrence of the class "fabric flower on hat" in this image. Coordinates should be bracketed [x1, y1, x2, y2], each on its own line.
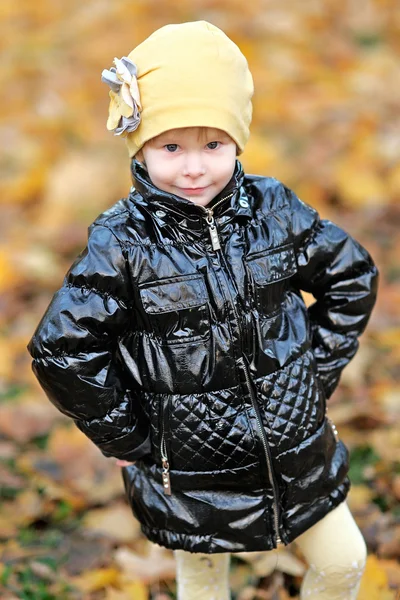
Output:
[101, 57, 142, 136]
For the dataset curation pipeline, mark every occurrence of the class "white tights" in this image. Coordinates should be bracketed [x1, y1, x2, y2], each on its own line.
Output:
[174, 501, 367, 600]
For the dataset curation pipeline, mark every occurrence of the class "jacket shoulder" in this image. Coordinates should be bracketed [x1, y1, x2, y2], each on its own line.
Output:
[89, 197, 130, 236]
[244, 174, 289, 212]
[89, 194, 148, 245]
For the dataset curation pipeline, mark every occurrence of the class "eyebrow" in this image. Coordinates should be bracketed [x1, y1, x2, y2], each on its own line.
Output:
[157, 130, 229, 143]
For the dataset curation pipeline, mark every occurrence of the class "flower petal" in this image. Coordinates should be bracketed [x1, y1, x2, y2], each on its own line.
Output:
[118, 92, 134, 118]
[114, 57, 132, 85]
[106, 96, 123, 131]
[114, 111, 141, 136]
[129, 77, 142, 110]
[120, 57, 137, 78]
[121, 82, 134, 110]
[101, 68, 122, 93]
[103, 57, 142, 136]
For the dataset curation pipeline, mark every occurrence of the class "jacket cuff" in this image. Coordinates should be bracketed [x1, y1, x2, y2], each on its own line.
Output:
[100, 431, 152, 461]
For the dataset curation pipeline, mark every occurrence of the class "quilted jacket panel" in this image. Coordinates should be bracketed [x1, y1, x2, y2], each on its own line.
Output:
[27, 159, 379, 552]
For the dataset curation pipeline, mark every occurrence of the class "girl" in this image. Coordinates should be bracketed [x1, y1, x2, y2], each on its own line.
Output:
[27, 21, 379, 599]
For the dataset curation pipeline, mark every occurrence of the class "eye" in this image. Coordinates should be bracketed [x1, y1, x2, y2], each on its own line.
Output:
[207, 141, 220, 150]
[165, 144, 178, 152]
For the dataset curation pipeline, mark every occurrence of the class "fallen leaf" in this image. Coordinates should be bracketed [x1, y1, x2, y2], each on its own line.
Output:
[236, 549, 306, 577]
[114, 543, 176, 584]
[358, 554, 397, 600]
[105, 580, 149, 600]
[82, 502, 141, 542]
[71, 567, 120, 592]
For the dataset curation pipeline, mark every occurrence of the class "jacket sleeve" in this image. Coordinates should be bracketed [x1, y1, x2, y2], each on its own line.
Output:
[282, 184, 379, 400]
[26, 223, 151, 461]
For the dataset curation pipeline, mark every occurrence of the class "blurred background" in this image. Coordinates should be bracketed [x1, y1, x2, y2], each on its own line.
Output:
[0, 1, 399, 598]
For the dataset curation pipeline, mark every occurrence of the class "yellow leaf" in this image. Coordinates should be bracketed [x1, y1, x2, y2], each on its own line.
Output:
[114, 544, 176, 584]
[388, 163, 400, 198]
[240, 133, 283, 177]
[358, 555, 396, 600]
[82, 502, 141, 541]
[106, 580, 148, 600]
[333, 158, 388, 207]
[72, 567, 120, 592]
[347, 484, 375, 511]
[0, 249, 21, 292]
[374, 329, 400, 349]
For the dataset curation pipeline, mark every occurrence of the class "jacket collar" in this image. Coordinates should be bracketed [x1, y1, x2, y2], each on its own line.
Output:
[129, 158, 252, 228]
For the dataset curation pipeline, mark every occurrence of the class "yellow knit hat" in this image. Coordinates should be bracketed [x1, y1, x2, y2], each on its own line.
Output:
[101, 21, 254, 157]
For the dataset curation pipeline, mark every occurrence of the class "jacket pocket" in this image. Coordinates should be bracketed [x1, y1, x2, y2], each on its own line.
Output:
[245, 243, 297, 318]
[138, 273, 211, 345]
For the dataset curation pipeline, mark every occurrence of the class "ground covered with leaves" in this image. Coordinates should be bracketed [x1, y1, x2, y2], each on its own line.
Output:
[0, 0, 399, 598]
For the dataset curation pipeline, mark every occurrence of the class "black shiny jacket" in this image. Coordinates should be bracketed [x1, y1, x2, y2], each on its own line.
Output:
[27, 159, 379, 553]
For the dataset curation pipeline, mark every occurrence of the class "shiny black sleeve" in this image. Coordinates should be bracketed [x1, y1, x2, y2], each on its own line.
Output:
[26, 223, 151, 461]
[283, 184, 379, 400]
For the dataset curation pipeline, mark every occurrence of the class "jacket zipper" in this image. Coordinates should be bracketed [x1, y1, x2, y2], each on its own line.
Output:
[241, 355, 282, 545]
[158, 194, 233, 496]
[203, 192, 235, 250]
[160, 397, 172, 495]
[199, 199, 283, 547]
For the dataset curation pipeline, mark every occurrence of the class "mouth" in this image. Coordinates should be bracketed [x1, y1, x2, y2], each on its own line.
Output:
[179, 186, 208, 195]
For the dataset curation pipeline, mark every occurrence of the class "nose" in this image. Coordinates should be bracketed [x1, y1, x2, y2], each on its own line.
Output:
[182, 152, 206, 179]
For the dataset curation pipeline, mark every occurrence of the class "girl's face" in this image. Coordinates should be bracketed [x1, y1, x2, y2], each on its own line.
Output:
[137, 127, 237, 207]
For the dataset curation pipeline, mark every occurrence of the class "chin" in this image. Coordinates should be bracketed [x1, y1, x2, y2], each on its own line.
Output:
[185, 194, 213, 206]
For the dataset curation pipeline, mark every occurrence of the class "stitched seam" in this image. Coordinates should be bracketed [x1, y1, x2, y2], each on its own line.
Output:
[139, 272, 205, 289]
[253, 346, 314, 383]
[120, 239, 202, 249]
[255, 208, 285, 219]
[142, 299, 207, 312]
[32, 341, 114, 361]
[144, 331, 211, 346]
[142, 524, 214, 540]
[94, 208, 131, 229]
[63, 281, 131, 310]
[247, 241, 294, 261]
[295, 218, 322, 255]
[143, 382, 243, 398]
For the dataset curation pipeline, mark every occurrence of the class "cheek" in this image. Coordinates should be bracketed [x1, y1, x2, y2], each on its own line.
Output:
[149, 163, 175, 188]
[219, 159, 236, 185]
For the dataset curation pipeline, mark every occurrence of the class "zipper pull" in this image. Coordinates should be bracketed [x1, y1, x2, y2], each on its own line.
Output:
[160, 398, 172, 495]
[205, 210, 221, 251]
[161, 458, 172, 495]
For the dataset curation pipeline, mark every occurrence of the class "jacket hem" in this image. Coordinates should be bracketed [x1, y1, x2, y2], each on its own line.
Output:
[138, 481, 350, 554]
[282, 478, 351, 545]
[139, 523, 276, 554]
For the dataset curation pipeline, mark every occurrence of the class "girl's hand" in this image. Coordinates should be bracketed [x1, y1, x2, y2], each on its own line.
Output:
[115, 459, 136, 467]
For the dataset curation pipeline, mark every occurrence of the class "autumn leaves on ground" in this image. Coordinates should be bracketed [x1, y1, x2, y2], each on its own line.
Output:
[0, 1, 399, 598]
